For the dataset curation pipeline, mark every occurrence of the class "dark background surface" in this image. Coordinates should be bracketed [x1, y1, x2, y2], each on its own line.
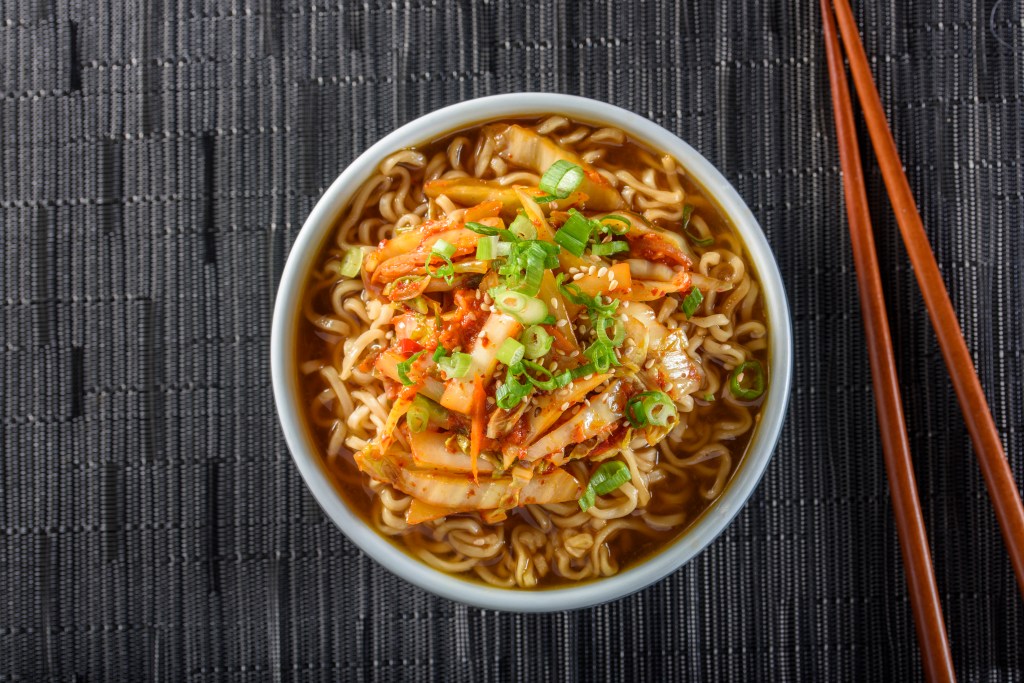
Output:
[2, 1, 1022, 680]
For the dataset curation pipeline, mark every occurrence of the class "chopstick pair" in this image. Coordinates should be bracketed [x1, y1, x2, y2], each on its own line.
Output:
[819, 0, 1024, 680]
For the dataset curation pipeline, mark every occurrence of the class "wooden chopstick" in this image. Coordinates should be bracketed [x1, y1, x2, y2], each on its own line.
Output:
[819, 3, 956, 680]
[831, 0, 1024, 599]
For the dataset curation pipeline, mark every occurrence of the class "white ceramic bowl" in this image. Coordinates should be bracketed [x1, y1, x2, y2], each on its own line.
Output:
[271, 93, 792, 611]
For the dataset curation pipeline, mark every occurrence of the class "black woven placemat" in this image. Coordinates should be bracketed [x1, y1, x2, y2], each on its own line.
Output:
[2, 1, 1022, 680]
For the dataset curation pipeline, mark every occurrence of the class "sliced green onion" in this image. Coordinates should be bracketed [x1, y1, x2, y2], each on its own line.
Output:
[503, 360, 568, 392]
[496, 338, 525, 366]
[556, 273, 619, 317]
[579, 460, 632, 511]
[476, 235, 499, 261]
[465, 221, 498, 235]
[498, 240, 559, 297]
[339, 247, 365, 278]
[491, 287, 549, 325]
[625, 390, 677, 428]
[466, 221, 519, 243]
[517, 360, 556, 389]
[520, 325, 553, 359]
[547, 371, 575, 391]
[545, 362, 598, 392]
[431, 346, 447, 362]
[681, 287, 703, 318]
[729, 360, 765, 400]
[554, 209, 594, 257]
[431, 239, 456, 260]
[406, 399, 430, 433]
[438, 352, 472, 379]
[540, 314, 556, 325]
[595, 317, 626, 347]
[465, 222, 500, 237]
[583, 340, 618, 372]
[705, 392, 716, 402]
[495, 373, 531, 410]
[598, 215, 631, 235]
[549, 369, 573, 388]
[509, 213, 537, 240]
[680, 204, 694, 230]
[517, 244, 548, 295]
[396, 350, 425, 386]
[570, 362, 596, 379]
[592, 241, 629, 256]
[682, 205, 714, 247]
[501, 358, 569, 389]
[538, 241, 561, 267]
[425, 252, 455, 284]
[497, 241, 513, 257]
[538, 160, 585, 200]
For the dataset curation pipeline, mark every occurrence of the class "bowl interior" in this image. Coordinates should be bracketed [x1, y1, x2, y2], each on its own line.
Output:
[271, 93, 793, 611]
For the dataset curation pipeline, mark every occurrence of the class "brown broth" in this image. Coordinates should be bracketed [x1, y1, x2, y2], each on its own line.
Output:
[294, 117, 770, 587]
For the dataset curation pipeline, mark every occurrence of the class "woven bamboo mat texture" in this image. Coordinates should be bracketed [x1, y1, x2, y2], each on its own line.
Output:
[1, 1, 1022, 680]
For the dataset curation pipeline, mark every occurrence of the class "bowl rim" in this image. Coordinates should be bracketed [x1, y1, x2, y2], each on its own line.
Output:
[271, 92, 793, 612]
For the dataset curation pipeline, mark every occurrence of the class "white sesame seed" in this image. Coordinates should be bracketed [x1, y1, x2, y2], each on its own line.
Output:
[644, 359, 655, 369]
[620, 313, 628, 322]
[608, 280, 618, 291]
[560, 402, 570, 411]
[578, 326, 587, 334]
[479, 330, 488, 339]
[584, 398, 591, 407]
[588, 265, 598, 275]
[549, 361, 558, 370]
[664, 382, 675, 391]
[736, 372, 745, 383]
[583, 374, 594, 381]
[573, 273, 584, 281]
[570, 350, 580, 358]
[568, 267, 579, 274]
[598, 267, 608, 278]
[385, 331, 394, 339]
[556, 319, 569, 327]
[550, 297, 558, 309]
